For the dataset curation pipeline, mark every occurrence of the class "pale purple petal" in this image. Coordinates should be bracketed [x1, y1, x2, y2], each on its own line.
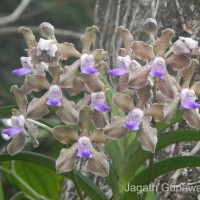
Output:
[46, 98, 62, 106]
[12, 67, 32, 76]
[77, 149, 92, 158]
[107, 68, 128, 76]
[81, 66, 97, 75]
[123, 121, 139, 131]
[2, 127, 22, 136]
[92, 103, 110, 112]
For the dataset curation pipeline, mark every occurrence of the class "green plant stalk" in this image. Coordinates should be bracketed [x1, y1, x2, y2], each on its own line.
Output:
[153, 77, 157, 103]
[164, 46, 174, 58]
[27, 118, 53, 133]
[0, 166, 43, 200]
[0, 175, 4, 200]
[71, 170, 84, 200]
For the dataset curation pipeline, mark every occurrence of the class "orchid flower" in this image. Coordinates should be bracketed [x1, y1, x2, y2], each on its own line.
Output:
[53, 106, 109, 177]
[24, 64, 83, 125]
[107, 56, 131, 76]
[104, 93, 164, 153]
[90, 92, 110, 112]
[1, 86, 49, 155]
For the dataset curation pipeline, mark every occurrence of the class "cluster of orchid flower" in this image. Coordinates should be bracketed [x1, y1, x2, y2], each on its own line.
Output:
[2, 18, 200, 177]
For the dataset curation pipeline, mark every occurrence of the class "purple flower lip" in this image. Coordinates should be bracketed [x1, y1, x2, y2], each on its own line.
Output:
[150, 69, 164, 79]
[181, 89, 200, 110]
[123, 121, 139, 131]
[2, 127, 22, 136]
[12, 67, 32, 76]
[107, 68, 128, 76]
[92, 103, 110, 112]
[82, 66, 97, 75]
[181, 101, 200, 110]
[80, 54, 97, 75]
[46, 98, 62, 107]
[77, 149, 93, 158]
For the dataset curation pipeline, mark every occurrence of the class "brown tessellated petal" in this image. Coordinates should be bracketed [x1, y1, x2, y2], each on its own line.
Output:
[7, 134, 26, 156]
[181, 59, 199, 88]
[56, 145, 77, 173]
[90, 128, 107, 146]
[25, 74, 50, 91]
[53, 126, 78, 144]
[156, 28, 175, 57]
[104, 117, 128, 139]
[166, 54, 191, 71]
[56, 97, 79, 125]
[145, 103, 164, 122]
[27, 93, 49, 119]
[18, 27, 36, 50]
[10, 85, 28, 115]
[117, 26, 134, 51]
[25, 120, 39, 148]
[86, 148, 109, 177]
[83, 73, 104, 93]
[131, 41, 155, 61]
[184, 109, 200, 129]
[59, 60, 80, 88]
[58, 42, 81, 59]
[112, 93, 134, 112]
[138, 118, 158, 153]
[128, 65, 151, 89]
[80, 25, 99, 54]
[79, 106, 93, 135]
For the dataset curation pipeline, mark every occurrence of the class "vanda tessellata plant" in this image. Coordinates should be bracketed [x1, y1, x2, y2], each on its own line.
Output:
[1, 19, 200, 200]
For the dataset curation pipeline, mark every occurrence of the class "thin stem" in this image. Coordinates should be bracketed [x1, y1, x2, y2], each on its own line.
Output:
[153, 77, 157, 103]
[71, 170, 84, 200]
[27, 118, 53, 133]
[0, 166, 44, 200]
[164, 46, 174, 58]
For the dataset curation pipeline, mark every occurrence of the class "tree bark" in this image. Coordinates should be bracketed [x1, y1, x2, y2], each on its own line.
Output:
[94, 0, 200, 67]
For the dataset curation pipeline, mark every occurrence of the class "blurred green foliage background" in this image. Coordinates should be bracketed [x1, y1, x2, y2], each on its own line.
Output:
[0, 0, 95, 107]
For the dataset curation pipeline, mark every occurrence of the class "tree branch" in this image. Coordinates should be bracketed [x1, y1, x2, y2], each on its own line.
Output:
[0, 0, 32, 26]
[0, 26, 82, 39]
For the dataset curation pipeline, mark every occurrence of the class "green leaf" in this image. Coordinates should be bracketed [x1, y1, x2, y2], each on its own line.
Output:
[106, 140, 123, 176]
[145, 191, 157, 200]
[0, 105, 17, 118]
[0, 177, 4, 200]
[119, 129, 200, 191]
[0, 152, 108, 200]
[10, 192, 33, 200]
[121, 156, 200, 199]
[14, 161, 62, 200]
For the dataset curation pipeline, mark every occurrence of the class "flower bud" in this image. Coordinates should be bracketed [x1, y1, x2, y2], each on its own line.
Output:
[143, 18, 158, 35]
[39, 22, 54, 39]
